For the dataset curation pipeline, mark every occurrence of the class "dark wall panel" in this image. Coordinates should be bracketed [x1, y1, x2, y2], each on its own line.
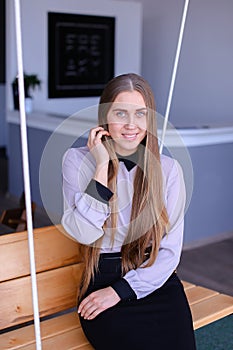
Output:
[0, 0, 6, 83]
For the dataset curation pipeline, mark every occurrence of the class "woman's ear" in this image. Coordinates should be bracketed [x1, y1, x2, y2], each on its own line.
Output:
[101, 123, 110, 134]
[102, 133, 111, 142]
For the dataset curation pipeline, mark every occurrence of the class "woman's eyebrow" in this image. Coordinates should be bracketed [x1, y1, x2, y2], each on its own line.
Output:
[112, 107, 147, 111]
[112, 108, 128, 112]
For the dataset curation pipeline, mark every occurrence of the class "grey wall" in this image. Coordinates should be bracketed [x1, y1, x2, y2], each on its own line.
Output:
[8, 124, 86, 222]
[140, 0, 233, 127]
[0, 86, 7, 147]
[0, 0, 6, 148]
[183, 142, 233, 243]
[0, 0, 5, 85]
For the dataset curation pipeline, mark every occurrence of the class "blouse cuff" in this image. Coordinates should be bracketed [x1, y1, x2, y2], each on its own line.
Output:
[85, 179, 113, 204]
[111, 278, 137, 301]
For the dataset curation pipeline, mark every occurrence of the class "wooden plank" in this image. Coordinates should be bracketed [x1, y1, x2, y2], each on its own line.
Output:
[0, 230, 30, 282]
[37, 264, 83, 318]
[0, 313, 80, 349]
[34, 225, 82, 272]
[0, 275, 33, 330]
[42, 327, 91, 350]
[4, 339, 94, 350]
[182, 280, 196, 290]
[78, 345, 94, 350]
[40, 312, 81, 339]
[38, 313, 93, 350]
[0, 322, 36, 350]
[191, 293, 233, 329]
[77, 345, 94, 350]
[185, 285, 219, 305]
[0, 264, 83, 330]
[0, 225, 82, 282]
[0, 312, 92, 350]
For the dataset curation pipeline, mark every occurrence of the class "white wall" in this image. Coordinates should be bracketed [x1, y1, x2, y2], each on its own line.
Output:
[6, 0, 142, 116]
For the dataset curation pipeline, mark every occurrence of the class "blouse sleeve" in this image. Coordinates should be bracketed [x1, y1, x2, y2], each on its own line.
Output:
[113, 159, 186, 299]
[61, 148, 112, 245]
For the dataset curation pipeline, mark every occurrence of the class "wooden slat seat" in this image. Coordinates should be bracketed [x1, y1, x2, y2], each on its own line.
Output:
[0, 225, 232, 349]
[190, 292, 233, 329]
[182, 282, 233, 328]
[0, 313, 92, 350]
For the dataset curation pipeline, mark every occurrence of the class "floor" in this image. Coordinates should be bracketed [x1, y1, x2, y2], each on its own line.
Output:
[178, 235, 233, 296]
[0, 192, 232, 297]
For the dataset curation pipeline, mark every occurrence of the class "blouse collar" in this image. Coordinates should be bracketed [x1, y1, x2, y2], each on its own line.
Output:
[117, 151, 139, 171]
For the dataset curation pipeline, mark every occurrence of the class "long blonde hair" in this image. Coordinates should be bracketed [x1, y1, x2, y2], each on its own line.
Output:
[79, 73, 169, 298]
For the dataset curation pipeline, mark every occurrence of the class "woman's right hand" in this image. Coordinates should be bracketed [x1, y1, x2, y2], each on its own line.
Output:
[87, 126, 110, 166]
[87, 127, 110, 186]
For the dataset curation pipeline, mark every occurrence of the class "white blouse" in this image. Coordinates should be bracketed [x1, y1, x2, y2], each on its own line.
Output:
[62, 146, 186, 299]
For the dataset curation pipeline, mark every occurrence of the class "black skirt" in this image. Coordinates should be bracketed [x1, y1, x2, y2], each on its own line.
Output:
[79, 252, 196, 350]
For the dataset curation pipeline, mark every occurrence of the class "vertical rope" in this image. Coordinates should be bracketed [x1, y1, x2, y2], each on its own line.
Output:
[159, 0, 190, 154]
[14, 0, 42, 348]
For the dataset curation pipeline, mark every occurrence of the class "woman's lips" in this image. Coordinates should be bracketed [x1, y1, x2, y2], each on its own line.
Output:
[122, 133, 138, 140]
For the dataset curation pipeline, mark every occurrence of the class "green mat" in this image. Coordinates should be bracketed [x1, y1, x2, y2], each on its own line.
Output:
[195, 314, 233, 350]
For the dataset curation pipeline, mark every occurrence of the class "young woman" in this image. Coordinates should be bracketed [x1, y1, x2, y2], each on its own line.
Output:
[62, 73, 196, 350]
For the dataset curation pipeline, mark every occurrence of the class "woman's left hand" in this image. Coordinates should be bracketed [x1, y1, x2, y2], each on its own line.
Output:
[78, 286, 121, 320]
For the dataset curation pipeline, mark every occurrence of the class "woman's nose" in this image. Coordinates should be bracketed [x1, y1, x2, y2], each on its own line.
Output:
[125, 114, 136, 128]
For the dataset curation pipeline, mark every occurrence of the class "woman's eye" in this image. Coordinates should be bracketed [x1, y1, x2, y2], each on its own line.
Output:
[116, 111, 126, 118]
[136, 110, 147, 118]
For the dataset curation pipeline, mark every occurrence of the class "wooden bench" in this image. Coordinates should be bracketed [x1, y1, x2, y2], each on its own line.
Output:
[0, 225, 232, 349]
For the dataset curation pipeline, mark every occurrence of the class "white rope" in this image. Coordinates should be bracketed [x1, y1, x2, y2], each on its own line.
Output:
[159, 0, 190, 154]
[14, 1, 42, 349]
